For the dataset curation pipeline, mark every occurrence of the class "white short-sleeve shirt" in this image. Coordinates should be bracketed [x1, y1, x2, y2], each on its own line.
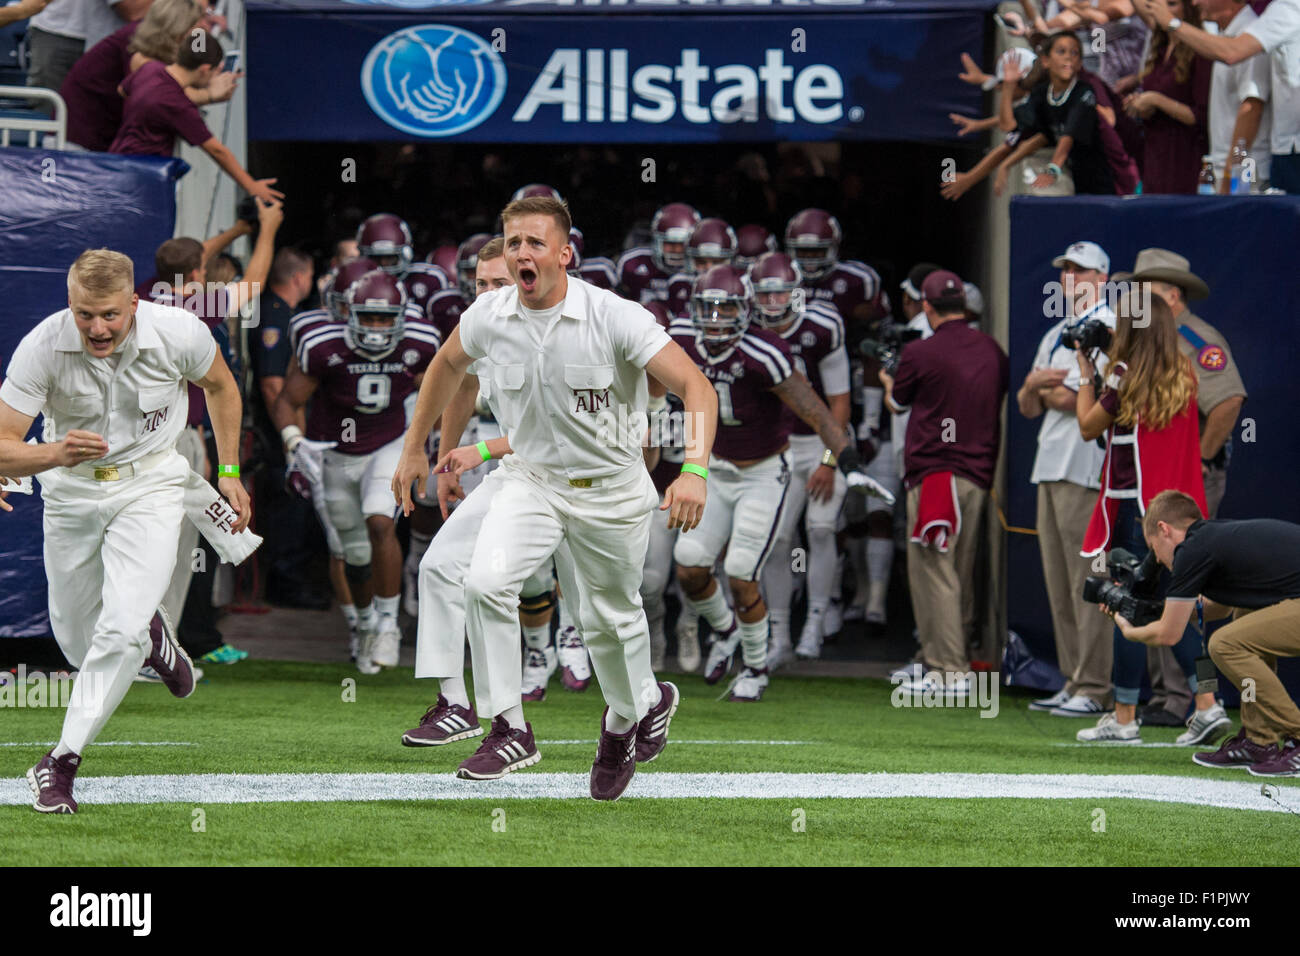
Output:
[1245, 0, 1300, 153]
[0, 300, 218, 467]
[1210, 6, 1273, 181]
[1028, 303, 1116, 488]
[457, 277, 671, 479]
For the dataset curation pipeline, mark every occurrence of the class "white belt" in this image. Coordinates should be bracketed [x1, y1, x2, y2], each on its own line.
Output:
[66, 447, 176, 481]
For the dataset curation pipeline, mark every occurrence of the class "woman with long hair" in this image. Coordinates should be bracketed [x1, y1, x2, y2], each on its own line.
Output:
[1123, 0, 1212, 192]
[1072, 292, 1230, 744]
[61, 0, 235, 151]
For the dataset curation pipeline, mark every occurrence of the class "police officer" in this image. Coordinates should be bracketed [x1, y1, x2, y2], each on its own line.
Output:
[1113, 248, 1247, 726]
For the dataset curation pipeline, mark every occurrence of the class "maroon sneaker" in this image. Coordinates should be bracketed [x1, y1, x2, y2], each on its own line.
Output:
[401, 695, 484, 747]
[590, 711, 637, 801]
[1248, 738, 1300, 777]
[1192, 728, 1279, 770]
[456, 717, 540, 780]
[636, 681, 679, 763]
[147, 609, 197, 699]
[27, 750, 81, 814]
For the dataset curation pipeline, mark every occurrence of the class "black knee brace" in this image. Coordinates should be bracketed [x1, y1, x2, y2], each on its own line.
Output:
[344, 562, 372, 590]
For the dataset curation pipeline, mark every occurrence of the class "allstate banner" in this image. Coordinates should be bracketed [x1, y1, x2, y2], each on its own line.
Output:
[246, 5, 986, 142]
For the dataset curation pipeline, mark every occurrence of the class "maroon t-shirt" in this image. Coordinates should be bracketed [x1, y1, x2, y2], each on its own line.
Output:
[669, 320, 795, 462]
[890, 318, 1009, 490]
[62, 21, 139, 151]
[109, 61, 212, 157]
[1138, 51, 1212, 194]
[297, 320, 439, 455]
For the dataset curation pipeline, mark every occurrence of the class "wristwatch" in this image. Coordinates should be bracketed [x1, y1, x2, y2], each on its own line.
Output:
[820, 448, 837, 468]
[1167, 16, 1182, 31]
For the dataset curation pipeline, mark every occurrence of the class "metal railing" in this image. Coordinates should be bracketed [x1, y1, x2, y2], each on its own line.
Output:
[0, 85, 66, 149]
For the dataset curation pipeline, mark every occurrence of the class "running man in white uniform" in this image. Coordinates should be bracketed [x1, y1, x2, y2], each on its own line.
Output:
[0, 249, 250, 814]
[394, 195, 717, 801]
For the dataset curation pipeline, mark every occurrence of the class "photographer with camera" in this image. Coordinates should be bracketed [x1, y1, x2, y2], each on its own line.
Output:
[1072, 293, 1229, 745]
[1111, 490, 1300, 775]
[881, 271, 1008, 694]
[1018, 241, 1116, 718]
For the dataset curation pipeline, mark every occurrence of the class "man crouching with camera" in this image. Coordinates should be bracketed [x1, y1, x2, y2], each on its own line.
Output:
[1108, 490, 1300, 776]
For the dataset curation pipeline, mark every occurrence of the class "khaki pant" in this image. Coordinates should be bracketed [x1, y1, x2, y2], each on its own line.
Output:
[1208, 600, 1300, 745]
[1147, 465, 1229, 711]
[906, 475, 986, 674]
[1037, 481, 1113, 703]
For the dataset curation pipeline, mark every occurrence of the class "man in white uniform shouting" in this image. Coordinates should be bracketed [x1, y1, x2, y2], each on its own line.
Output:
[0, 249, 249, 814]
[394, 196, 716, 801]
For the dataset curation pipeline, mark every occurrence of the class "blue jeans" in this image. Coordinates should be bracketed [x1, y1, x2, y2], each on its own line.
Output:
[1109, 499, 1201, 706]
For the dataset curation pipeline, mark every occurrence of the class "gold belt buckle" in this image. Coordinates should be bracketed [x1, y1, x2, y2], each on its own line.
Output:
[568, 477, 593, 488]
[93, 466, 120, 481]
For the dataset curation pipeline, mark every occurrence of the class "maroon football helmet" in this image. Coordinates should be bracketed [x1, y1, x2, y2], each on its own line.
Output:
[512, 183, 563, 202]
[690, 264, 750, 351]
[784, 208, 842, 280]
[425, 244, 459, 278]
[685, 218, 738, 276]
[325, 256, 379, 321]
[748, 252, 803, 328]
[357, 213, 414, 276]
[345, 269, 407, 357]
[643, 298, 673, 332]
[735, 224, 778, 268]
[651, 202, 701, 273]
[456, 233, 493, 301]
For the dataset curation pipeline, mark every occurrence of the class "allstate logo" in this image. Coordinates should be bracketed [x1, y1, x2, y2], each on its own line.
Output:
[345, 0, 492, 6]
[361, 25, 505, 137]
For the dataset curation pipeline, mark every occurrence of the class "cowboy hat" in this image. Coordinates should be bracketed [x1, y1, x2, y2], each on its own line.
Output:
[1111, 248, 1210, 300]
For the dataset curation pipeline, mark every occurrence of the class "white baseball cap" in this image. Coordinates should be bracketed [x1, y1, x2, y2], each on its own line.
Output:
[1051, 241, 1110, 274]
[962, 281, 984, 316]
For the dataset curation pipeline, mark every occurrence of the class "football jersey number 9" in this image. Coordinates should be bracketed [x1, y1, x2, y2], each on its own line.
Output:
[356, 373, 392, 414]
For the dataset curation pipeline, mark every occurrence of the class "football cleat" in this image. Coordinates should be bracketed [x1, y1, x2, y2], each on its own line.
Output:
[557, 626, 591, 691]
[521, 646, 558, 702]
[795, 614, 823, 660]
[727, 666, 770, 702]
[704, 620, 741, 685]
[370, 618, 401, 668]
[676, 612, 701, 672]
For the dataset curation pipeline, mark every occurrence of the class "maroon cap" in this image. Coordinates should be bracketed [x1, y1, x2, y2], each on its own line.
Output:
[921, 269, 966, 306]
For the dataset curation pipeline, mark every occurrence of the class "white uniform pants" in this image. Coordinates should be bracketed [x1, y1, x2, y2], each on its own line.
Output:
[762, 434, 845, 616]
[39, 452, 189, 754]
[415, 467, 579, 682]
[464, 456, 658, 721]
[674, 451, 791, 582]
[323, 435, 403, 567]
[640, 513, 677, 637]
[160, 426, 206, 625]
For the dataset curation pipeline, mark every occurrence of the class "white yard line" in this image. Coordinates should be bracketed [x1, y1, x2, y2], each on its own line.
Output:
[536, 739, 813, 745]
[0, 741, 198, 748]
[2, 772, 1294, 812]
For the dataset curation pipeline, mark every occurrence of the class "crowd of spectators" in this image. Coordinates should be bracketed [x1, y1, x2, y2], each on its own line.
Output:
[947, 0, 1300, 197]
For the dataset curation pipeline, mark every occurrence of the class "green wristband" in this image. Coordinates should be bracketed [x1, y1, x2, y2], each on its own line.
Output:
[218, 465, 240, 478]
[680, 463, 708, 480]
[476, 440, 491, 462]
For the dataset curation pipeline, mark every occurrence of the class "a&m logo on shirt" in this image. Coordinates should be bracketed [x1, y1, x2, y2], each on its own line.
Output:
[573, 386, 610, 414]
[1198, 344, 1227, 371]
[142, 406, 169, 433]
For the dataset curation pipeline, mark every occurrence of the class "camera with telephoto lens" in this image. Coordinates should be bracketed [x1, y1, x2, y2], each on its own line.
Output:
[1081, 547, 1164, 626]
[858, 324, 924, 376]
[1060, 317, 1112, 353]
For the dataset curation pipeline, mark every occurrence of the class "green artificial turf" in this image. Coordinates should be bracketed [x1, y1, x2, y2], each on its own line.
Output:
[2, 661, 1297, 865]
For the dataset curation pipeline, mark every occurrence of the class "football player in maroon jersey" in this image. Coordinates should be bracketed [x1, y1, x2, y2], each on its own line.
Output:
[664, 218, 739, 319]
[273, 270, 440, 673]
[616, 201, 699, 304]
[668, 266, 892, 700]
[357, 213, 450, 318]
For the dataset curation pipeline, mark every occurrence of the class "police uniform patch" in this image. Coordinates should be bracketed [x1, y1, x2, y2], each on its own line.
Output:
[262, 328, 280, 349]
[1198, 344, 1227, 371]
[403, 348, 420, 365]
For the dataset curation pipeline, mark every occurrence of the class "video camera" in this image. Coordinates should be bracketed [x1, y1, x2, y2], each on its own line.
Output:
[1060, 317, 1112, 353]
[858, 325, 924, 376]
[1081, 547, 1164, 626]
